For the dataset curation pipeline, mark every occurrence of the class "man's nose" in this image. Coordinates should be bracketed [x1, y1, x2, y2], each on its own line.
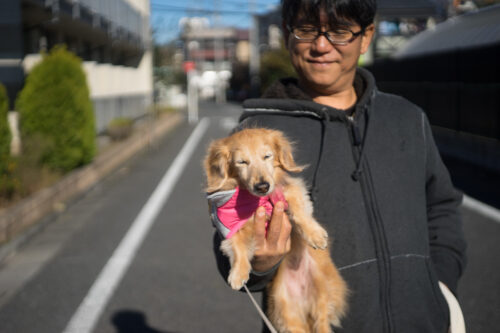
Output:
[311, 34, 333, 52]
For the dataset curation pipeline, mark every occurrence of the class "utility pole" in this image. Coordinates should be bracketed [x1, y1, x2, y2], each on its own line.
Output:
[187, 69, 199, 123]
[249, 0, 260, 97]
[213, 0, 225, 103]
[183, 15, 200, 124]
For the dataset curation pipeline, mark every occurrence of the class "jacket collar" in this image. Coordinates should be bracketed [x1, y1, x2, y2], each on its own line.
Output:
[242, 67, 377, 122]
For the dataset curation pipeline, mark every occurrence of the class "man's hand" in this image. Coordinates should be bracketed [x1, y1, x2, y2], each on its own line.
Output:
[251, 201, 292, 273]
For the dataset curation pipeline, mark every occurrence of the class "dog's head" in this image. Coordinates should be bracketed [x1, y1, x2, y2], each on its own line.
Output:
[204, 128, 304, 195]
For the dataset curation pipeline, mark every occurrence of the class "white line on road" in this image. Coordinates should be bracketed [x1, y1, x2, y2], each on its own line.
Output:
[62, 117, 210, 333]
[462, 194, 500, 224]
[220, 117, 238, 131]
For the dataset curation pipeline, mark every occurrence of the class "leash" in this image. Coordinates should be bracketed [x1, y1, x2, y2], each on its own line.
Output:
[243, 284, 278, 333]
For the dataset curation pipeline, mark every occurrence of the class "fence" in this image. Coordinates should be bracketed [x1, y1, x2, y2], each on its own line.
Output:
[368, 42, 500, 141]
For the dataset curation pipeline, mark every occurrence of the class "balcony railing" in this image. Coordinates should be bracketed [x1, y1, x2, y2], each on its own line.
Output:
[35, 0, 146, 44]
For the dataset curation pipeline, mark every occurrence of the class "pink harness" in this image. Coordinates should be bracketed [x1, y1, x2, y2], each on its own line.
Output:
[207, 187, 288, 239]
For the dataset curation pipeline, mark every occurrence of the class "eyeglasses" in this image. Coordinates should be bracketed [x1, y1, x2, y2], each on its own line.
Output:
[288, 25, 365, 45]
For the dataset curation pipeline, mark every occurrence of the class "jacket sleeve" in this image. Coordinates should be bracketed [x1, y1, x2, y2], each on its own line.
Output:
[213, 232, 279, 292]
[423, 113, 467, 295]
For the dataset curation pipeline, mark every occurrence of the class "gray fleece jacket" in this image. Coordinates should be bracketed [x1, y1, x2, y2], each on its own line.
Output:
[213, 67, 466, 333]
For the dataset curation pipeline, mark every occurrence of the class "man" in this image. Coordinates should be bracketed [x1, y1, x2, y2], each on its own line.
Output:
[212, 0, 467, 331]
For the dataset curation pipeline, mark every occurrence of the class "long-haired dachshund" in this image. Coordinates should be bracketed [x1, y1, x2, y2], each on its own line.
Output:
[205, 128, 347, 332]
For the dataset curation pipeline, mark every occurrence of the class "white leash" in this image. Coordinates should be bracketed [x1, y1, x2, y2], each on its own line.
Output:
[243, 284, 278, 333]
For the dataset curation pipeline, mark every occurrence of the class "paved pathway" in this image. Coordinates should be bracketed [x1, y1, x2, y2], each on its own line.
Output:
[0, 101, 497, 333]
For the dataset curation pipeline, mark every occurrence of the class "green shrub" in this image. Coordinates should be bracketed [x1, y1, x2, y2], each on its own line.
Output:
[107, 117, 133, 141]
[16, 45, 96, 172]
[0, 83, 15, 199]
[0, 83, 11, 176]
[0, 133, 62, 203]
[259, 44, 296, 93]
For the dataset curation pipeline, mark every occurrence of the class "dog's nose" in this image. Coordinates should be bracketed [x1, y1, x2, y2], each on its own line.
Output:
[254, 181, 270, 194]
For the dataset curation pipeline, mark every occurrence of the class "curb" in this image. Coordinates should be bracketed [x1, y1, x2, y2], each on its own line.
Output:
[0, 112, 184, 261]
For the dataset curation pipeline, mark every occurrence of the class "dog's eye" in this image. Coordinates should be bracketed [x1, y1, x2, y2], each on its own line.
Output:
[264, 153, 273, 160]
[236, 160, 249, 165]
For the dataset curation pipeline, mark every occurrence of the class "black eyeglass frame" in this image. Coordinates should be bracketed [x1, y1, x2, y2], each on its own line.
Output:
[287, 25, 366, 46]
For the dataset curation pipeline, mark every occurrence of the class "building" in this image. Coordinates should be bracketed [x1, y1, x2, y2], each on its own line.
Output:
[181, 18, 249, 71]
[180, 17, 249, 99]
[255, 9, 282, 52]
[0, 0, 152, 133]
[372, 0, 447, 59]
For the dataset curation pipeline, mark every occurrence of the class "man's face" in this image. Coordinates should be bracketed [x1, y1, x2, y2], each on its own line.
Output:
[284, 12, 374, 97]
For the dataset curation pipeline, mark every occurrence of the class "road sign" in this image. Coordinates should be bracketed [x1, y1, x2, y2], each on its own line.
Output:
[183, 61, 195, 73]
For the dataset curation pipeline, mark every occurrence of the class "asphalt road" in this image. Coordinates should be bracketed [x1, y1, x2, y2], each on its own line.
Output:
[0, 101, 498, 333]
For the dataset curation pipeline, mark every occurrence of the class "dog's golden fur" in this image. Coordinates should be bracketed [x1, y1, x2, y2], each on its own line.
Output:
[205, 128, 347, 333]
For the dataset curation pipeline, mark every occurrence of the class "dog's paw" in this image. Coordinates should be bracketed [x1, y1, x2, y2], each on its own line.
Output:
[305, 225, 328, 250]
[228, 269, 250, 290]
[329, 314, 342, 329]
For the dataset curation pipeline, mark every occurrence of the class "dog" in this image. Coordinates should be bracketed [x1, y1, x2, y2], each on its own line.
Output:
[204, 128, 347, 333]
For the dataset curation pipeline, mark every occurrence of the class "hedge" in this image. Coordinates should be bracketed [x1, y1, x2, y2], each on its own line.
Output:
[0, 83, 11, 176]
[16, 45, 96, 172]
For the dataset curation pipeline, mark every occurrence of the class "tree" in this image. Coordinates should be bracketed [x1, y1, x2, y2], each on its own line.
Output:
[259, 44, 296, 93]
[16, 46, 96, 172]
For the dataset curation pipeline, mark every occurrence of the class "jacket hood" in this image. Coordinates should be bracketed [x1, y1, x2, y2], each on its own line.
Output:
[242, 67, 377, 122]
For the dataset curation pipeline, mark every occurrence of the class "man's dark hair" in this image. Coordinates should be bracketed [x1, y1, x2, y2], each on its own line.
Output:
[281, 0, 377, 29]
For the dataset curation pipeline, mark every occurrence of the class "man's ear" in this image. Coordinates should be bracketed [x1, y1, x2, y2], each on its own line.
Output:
[361, 23, 375, 55]
[204, 139, 230, 193]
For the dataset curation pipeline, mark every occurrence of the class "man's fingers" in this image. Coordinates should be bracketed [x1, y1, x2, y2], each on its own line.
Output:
[267, 201, 284, 244]
[254, 207, 267, 246]
[251, 202, 291, 272]
[278, 214, 292, 249]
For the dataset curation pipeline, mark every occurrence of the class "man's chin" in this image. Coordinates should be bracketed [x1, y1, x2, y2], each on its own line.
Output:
[300, 71, 355, 95]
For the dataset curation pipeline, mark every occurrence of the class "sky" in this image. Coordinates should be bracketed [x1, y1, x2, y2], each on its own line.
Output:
[151, 0, 281, 44]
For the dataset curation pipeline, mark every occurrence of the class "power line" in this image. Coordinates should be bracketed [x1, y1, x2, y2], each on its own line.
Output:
[151, 3, 254, 15]
[150, 1, 279, 15]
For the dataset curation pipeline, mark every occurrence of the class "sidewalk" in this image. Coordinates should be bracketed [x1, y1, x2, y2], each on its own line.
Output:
[0, 111, 184, 263]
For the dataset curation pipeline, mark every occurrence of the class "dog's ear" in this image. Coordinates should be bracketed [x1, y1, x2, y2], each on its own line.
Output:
[204, 138, 230, 193]
[271, 130, 304, 173]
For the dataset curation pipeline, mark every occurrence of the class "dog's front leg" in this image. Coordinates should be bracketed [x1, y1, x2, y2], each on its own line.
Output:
[284, 180, 328, 250]
[220, 220, 255, 290]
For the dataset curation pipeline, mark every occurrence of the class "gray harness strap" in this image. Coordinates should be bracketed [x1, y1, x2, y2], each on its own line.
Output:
[206, 189, 237, 238]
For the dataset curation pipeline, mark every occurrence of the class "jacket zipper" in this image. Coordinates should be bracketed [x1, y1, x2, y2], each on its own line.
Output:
[347, 117, 394, 332]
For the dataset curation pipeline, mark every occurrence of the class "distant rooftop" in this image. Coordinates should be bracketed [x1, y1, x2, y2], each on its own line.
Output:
[378, 0, 442, 18]
[395, 4, 500, 58]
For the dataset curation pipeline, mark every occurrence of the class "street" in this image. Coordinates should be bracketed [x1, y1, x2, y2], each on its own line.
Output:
[0, 101, 498, 333]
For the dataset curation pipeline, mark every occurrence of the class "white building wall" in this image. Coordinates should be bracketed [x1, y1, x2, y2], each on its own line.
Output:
[22, 0, 153, 133]
[127, 0, 150, 15]
[88, 0, 153, 132]
[84, 48, 153, 99]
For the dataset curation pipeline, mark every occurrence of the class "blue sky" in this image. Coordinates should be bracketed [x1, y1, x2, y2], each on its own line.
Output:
[151, 0, 281, 44]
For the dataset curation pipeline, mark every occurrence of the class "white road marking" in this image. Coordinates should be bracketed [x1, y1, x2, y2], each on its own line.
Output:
[62, 118, 210, 333]
[462, 194, 500, 224]
[220, 117, 238, 131]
